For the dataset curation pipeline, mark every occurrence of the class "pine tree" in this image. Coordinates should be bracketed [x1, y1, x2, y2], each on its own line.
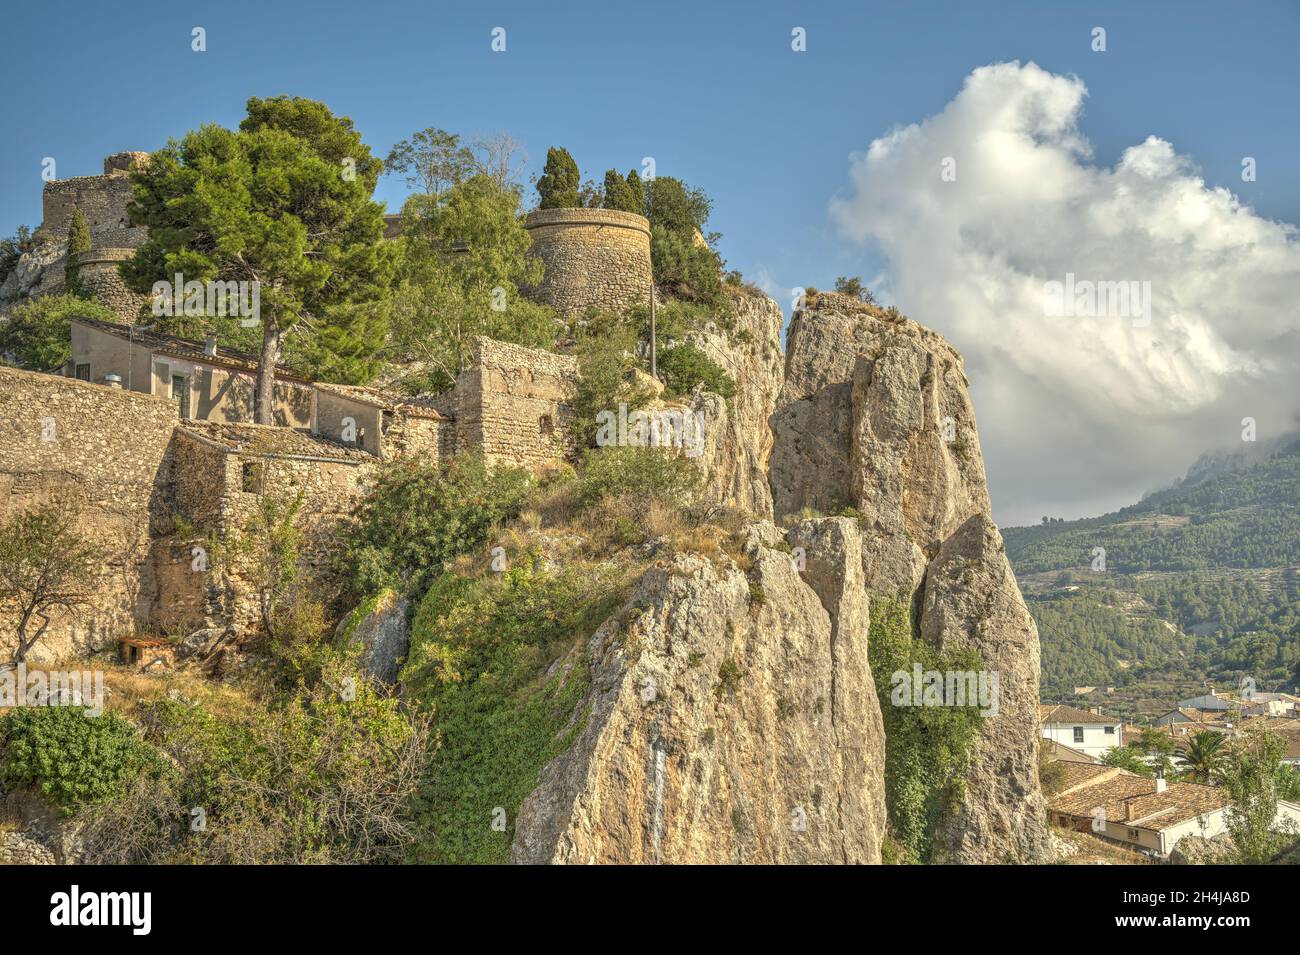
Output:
[64, 207, 91, 297]
[536, 147, 580, 209]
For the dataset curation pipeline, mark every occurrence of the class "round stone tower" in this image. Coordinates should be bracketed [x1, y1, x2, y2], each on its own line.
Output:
[523, 208, 652, 317]
[71, 248, 148, 322]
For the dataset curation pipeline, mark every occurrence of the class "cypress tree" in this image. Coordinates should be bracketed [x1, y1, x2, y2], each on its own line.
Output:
[624, 169, 645, 217]
[602, 169, 631, 212]
[64, 207, 91, 297]
[537, 147, 580, 209]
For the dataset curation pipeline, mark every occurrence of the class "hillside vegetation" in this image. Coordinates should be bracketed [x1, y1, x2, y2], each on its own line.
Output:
[1005, 439, 1300, 711]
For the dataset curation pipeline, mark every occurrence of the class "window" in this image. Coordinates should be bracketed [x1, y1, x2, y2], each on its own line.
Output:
[539, 414, 554, 436]
[1104, 725, 1115, 735]
[1073, 726, 1085, 743]
[74, 363, 91, 381]
[241, 461, 262, 493]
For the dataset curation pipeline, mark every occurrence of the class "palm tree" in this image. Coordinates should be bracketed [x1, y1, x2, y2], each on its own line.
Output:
[1183, 730, 1228, 783]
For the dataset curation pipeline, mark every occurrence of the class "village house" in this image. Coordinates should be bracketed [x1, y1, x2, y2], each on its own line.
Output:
[67, 316, 313, 427]
[1039, 703, 1124, 758]
[1046, 762, 1300, 858]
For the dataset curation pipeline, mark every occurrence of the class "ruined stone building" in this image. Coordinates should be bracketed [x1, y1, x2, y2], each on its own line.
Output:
[0, 149, 656, 660]
[0, 152, 152, 323]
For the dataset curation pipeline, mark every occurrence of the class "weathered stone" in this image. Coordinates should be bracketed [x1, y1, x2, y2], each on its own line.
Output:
[1169, 833, 1236, 865]
[523, 208, 652, 318]
[919, 513, 1050, 863]
[686, 291, 784, 518]
[511, 519, 887, 864]
[340, 590, 410, 687]
[0, 830, 56, 865]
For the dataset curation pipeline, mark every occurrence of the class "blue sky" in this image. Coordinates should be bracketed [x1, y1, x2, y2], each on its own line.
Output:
[4, 0, 1296, 296]
[3, 0, 1298, 523]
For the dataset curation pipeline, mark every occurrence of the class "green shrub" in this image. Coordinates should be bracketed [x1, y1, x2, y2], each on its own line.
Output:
[77, 661, 430, 864]
[657, 342, 735, 400]
[569, 314, 655, 449]
[343, 451, 531, 599]
[650, 228, 722, 302]
[0, 707, 162, 813]
[0, 293, 115, 370]
[577, 446, 703, 506]
[868, 598, 984, 863]
[402, 557, 629, 862]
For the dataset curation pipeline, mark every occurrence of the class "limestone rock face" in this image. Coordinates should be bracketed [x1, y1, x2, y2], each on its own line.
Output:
[685, 291, 785, 518]
[510, 518, 887, 864]
[768, 291, 1049, 863]
[772, 292, 990, 596]
[919, 514, 1050, 863]
[340, 590, 411, 687]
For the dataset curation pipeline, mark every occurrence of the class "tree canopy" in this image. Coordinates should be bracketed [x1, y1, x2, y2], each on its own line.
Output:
[122, 96, 397, 421]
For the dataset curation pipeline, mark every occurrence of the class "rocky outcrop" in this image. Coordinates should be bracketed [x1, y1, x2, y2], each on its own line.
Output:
[511, 518, 887, 864]
[771, 292, 990, 596]
[339, 589, 410, 687]
[768, 291, 1049, 863]
[919, 514, 1049, 863]
[685, 290, 785, 518]
[1169, 834, 1236, 865]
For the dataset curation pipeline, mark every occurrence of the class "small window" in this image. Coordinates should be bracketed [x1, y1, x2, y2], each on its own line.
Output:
[241, 461, 262, 493]
[1104, 725, 1115, 734]
[539, 414, 554, 436]
[75, 363, 91, 381]
[1073, 726, 1085, 743]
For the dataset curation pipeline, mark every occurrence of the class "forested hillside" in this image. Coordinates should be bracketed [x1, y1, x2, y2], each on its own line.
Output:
[1005, 438, 1300, 711]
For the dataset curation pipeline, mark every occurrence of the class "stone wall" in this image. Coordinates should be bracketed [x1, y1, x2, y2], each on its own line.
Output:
[39, 171, 142, 246]
[443, 337, 578, 472]
[0, 367, 177, 662]
[70, 248, 147, 322]
[162, 426, 373, 632]
[523, 208, 652, 317]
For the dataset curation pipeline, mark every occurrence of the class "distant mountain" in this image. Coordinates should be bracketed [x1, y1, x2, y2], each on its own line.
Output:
[1004, 438, 1300, 714]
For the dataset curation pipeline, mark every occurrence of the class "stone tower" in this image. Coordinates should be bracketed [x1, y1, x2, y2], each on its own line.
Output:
[522, 208, 652, 317]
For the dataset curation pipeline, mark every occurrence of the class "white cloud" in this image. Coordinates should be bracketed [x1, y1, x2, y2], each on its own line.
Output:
[830, 61, 1300, 526]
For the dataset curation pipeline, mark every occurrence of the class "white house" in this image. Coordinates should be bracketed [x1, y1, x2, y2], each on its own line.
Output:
[1047, 763, 1300, 858]
[1040, 704, 1124, 758]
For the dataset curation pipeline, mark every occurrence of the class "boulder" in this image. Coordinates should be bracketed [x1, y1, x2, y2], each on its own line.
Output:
[339, 590, 410, 687]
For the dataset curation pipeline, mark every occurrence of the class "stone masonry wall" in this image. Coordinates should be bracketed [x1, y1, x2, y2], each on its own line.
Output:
[0, 367, 177, 662]
[39, 171, 143, 246]
[71, 249, 148, 323]
[445, 337, 579, 472]
[523, 208, 652, 317]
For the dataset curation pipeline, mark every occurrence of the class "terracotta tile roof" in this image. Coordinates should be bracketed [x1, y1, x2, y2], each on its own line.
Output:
[1049, 764, 1228, 832]
[178, 421, 374, 461]
[1042, 739, 1099, 764]
[1039, 703, 1120, 725]
[72, 317, 311, 383]
[312, 382, 447, 420]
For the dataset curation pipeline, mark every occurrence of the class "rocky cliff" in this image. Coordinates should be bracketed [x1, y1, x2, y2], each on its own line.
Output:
[511, 519, 887, 864]
[512, 290, 1048, 864]
[685, 289, 785, 518]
